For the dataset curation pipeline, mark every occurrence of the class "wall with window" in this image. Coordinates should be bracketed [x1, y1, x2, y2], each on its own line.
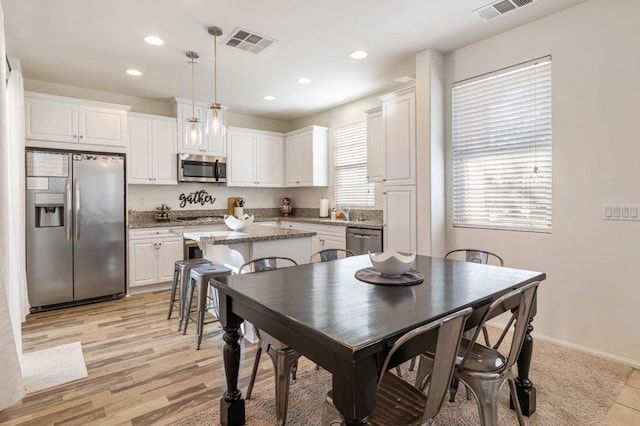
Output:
[444, 0, 640, 366]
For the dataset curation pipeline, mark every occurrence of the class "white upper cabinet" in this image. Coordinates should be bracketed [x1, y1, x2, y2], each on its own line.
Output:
[25, 92, 129, 148]
[227, 127, 284, 187]
[171, 98, 226, 157]
[256, 133, 286, 187]
[128, 113, 177, 185]
[285, 125, 328, 187]
[365, 107, 385, 183]
[378, 87, 416, 186]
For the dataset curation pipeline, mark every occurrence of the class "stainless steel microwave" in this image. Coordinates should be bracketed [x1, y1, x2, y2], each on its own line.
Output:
[178, 154, 227, 183]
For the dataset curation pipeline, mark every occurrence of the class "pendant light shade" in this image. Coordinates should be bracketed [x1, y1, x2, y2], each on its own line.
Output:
[185, 51, 203, 148]
[206, 26, 227, 137]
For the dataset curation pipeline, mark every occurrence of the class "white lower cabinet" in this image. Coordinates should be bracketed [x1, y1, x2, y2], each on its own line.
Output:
[128, 228, 183, 289]
[304, 223, 346, 255]
[383, 185, 416, 253]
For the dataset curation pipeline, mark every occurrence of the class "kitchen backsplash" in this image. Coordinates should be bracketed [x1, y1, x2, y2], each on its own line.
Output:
[128, 207, 382, 224]
[128, 183, 382, 212]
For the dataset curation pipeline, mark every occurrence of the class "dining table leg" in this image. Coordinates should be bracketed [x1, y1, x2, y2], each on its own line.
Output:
[219, 309, 245, 426]
[331, 359, 378, 426]
[514, 315, 536, 416]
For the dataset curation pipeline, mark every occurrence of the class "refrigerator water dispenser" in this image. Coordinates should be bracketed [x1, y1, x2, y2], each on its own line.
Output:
[34, 193, 64, 228]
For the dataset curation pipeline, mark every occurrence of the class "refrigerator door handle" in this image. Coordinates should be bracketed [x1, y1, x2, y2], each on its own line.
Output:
[65, 178, 72, 241]
[74, 177, 80, 241]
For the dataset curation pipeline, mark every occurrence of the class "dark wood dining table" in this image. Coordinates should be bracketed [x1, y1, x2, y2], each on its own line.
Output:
[210, 254, 546, 425]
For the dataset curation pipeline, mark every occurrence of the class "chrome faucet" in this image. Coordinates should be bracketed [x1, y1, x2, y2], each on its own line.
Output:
[336, 206, 351, 221]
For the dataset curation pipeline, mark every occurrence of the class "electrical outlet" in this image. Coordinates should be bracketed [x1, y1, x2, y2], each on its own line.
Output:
[139, 196, 145, 206]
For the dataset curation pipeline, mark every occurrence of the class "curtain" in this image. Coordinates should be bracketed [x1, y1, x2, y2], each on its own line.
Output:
[0, 0, 28, 410]
[7, 63, 28, 345]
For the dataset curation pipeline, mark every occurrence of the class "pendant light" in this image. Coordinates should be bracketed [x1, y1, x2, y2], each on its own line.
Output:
[206, 26, 227, 137]
[185, 51, 203, 148]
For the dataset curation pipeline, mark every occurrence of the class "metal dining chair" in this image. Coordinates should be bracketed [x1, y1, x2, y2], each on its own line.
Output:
[445, 248, 504, 266]
[322, 307, 473, 426]
[442, 248, 505, 400]
[415, 281, 540, 426]
[445, 248, 504, 347]
[240, 256, 300, 426]
[309, 248, 355, 263]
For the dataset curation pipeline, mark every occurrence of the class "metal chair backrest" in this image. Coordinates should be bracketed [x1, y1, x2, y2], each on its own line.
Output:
[458, 281, 539, 372]
[309, 248, 356, 263]
[239, 256, 298, 274]
[445, 249, 504, 266]
[378, 307, 472, 423]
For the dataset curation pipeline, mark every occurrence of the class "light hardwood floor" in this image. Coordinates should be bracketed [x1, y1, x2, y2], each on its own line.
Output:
[0, 290, 314, 425]
[2, 290, 637, 425]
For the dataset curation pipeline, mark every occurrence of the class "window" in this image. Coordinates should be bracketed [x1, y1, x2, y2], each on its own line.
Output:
[333, 121, 374, 207]
[452, 57, 552, 232]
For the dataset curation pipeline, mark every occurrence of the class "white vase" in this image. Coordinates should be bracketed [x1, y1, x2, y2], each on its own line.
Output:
[234, 207, 244, 218]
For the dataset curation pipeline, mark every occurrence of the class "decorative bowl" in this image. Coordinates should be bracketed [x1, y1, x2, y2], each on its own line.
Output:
[369, 251, 416, 277]
[224, 214, 254, 231]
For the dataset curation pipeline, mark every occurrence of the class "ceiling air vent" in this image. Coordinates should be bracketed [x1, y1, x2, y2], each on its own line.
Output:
[474, 0, 536, 21]
[224, 28, 275, 54]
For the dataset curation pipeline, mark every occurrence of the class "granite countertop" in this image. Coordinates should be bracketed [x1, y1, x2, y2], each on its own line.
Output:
[171, 224, 316, 246]
[129, 216, 383, 230]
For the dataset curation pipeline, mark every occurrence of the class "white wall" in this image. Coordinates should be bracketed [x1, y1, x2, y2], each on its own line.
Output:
[444, 0, 640, 366]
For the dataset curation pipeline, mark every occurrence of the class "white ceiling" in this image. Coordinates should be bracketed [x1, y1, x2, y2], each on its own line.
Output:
[4, 0, 587, 121]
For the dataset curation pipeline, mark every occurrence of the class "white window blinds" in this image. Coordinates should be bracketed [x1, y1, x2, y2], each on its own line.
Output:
[333, 121, 374, 207]
[452, 57, 552, 232]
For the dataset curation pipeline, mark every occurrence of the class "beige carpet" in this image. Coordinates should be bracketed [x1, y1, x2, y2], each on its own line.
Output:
[22, 341, 88, 393]
[177, 335, 632, 425]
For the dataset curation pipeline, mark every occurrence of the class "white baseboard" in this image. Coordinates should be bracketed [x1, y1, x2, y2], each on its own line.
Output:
[486, 319, 640, 370]
[128, 281, 172, 296]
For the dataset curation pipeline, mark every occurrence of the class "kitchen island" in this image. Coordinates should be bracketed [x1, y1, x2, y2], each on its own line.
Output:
[171, 223, 315, 270]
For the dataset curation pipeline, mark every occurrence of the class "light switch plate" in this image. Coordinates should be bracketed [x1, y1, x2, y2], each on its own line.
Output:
[603, 204, 640, 221]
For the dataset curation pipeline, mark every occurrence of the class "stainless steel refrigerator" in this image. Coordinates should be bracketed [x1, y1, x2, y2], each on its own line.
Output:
[26, 149, 126, 310]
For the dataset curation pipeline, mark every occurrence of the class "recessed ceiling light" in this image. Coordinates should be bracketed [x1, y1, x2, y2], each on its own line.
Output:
[350, 50, 368, 59]
[263, 95, 276, 101]
[144, 36, 164, 46]
[126, 69, 143, 76]
[297, 77, 312, 85]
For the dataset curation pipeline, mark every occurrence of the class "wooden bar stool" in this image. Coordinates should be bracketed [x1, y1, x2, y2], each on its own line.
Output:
[183, 264, 233, 349]
[167, 258, 211, 331]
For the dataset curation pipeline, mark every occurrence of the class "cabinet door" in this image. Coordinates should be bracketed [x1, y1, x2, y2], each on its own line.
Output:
[25, 97, 79, 143]
[256, 134, 284, 187]
[366, 108, 385, 183]
[227, 130, 257, 186]
[383, 92, 415, 185]
[383, 185, 416, 253]
[157, 237, 183, 282]
[79, 105, 127, 146]
[285, 132, 313, 186]
[153, 119, 178, 185]
[129, 238, 158, 287]
[128, 117, 153, 184]
[323, 236, 346, 251]
[311, 236, 324, 255]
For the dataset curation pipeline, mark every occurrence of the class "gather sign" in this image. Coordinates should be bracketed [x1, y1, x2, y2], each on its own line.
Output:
[179, 190, 216, 208]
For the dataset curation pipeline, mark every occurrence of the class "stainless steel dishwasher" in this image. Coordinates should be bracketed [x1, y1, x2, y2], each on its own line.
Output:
[346, 227, 383, 255]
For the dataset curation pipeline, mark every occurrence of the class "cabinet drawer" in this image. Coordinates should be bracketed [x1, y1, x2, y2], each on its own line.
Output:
[129, 227, 183, 239]
[303, 223, 346, 239]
